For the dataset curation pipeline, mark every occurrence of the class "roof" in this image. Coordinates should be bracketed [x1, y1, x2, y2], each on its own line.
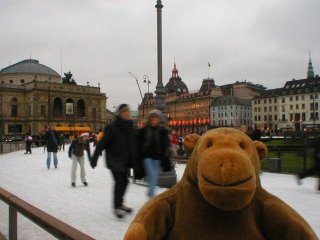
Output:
[0, 59, 60, 77]
[213, 95, 251, 107]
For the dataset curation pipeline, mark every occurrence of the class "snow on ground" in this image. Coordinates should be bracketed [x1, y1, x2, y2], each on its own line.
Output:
[0, 144, 319, 239]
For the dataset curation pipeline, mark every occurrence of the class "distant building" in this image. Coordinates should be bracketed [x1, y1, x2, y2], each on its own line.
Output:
[212, 95, 252, 128]
[0, 59, 108, 137]
[138, 62, 264, 135]
[252, 55, 320, 133]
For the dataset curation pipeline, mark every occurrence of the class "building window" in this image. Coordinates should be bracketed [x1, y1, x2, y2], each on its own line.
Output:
[11, 98, 18, 117]
[20, 79, 25, 84]
[10, 80, 13, 84]
[282, 98, 285, 103]
[269, 106, 272, 112]
[296, 104, 299, 110]
[282, 114, 285, 121]
[40, 105, 46, 117]
[274, 106, 277, 111]
[295, 96, 299, 101]
[302, 104, 305, 110]
[290, 105, 293, 110]
[290, 96, 293, 102]
[274, 115, 278, 121]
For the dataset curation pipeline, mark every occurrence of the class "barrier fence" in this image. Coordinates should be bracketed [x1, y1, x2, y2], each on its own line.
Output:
[0, 187, 95, 240]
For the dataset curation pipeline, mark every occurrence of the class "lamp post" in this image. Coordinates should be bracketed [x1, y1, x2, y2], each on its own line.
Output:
[129, 72, 144, 121]
[47, 77, 51, 125]
[143, 75, 151, 113]
[313, 95, 316, 135]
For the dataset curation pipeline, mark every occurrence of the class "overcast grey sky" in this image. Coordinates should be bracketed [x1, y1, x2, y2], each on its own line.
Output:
[1, 0, 320, 110]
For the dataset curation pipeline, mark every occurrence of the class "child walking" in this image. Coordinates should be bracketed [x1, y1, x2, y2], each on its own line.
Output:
[68, 132, 91, 187]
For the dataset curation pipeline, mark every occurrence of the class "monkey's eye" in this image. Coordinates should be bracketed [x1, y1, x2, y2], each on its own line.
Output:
[207, 140, 213, 148]
[239, 142, 246, 150]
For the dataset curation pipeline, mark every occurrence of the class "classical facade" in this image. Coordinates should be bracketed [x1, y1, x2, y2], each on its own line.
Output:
[0, 59, 108, 137]
[252, 56, 320, 133]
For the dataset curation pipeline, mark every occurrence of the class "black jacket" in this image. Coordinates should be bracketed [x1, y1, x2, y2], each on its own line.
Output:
[45, 130, 60, 152]
[68, 138, 91, 160]
[91, 117, 139, 172]
[137, 125, 171, 172]
[138, 125, 170, 160]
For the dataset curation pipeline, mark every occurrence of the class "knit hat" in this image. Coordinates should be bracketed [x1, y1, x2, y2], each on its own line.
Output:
[115, 104, 130, 116]
[147, 109, 163, 119]
[80, 132, 89, 138]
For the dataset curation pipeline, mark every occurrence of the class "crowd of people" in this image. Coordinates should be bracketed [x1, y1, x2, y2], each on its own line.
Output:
[20, 103, 320, 219]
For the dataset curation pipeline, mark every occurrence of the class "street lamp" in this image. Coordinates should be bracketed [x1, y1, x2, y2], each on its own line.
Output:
[129, 72, 145, 122]
[143, 75, 151, 113]
[47, 77, 51, 125]
[313, 95, 316, 135]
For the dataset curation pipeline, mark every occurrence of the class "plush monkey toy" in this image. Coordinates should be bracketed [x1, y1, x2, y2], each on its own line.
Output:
[124, 128, 317, 240]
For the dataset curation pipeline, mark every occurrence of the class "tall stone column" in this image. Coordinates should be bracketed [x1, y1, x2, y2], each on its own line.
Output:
[155, 0, 166, 111]
[154, 1, 176, 189]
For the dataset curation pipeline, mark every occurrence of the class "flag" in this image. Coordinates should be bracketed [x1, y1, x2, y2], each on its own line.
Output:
[208, 62, 211, 67]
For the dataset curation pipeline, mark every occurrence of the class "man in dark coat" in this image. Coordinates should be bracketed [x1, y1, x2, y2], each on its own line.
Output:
[91, 104, 139, 218]
[45, 124, 60, 169]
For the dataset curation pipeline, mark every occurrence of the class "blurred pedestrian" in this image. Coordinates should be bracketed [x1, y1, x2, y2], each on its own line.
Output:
[170, 129, 178, 156]
[96, 128, 104, 143]
[45, 124, 60, 169]
[137, 109, 171, 198]
[91, 104, 140, 218]
[59, 133, 65, 151]
[297, 136, 320, 191]
[68, 132, 91, 187]
[24, 133, 32, 154]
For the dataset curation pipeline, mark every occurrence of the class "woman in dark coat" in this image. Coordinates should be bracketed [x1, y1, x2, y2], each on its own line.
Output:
[91, 104, 139, 218]
[45, 124, 60, 169]
[137, 109, 171, 198]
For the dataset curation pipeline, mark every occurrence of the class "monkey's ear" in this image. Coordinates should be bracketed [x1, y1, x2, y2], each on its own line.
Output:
[253, 141, 268, 160]
[183, 134, 201, 154]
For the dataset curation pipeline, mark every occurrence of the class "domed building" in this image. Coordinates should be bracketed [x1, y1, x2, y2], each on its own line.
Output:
[0, 59, 108, 138]
[0, 59, 61, 85]
[164, 62, 188, 94]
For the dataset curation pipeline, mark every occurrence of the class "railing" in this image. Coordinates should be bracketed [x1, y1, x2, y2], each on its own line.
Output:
[0, 140, 46, 155]
[0, 187, 95, 240]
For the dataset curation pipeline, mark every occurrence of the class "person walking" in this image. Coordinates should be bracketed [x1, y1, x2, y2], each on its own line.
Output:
[170, 129, 178, 156]
[137, 109, 171, 198]
[297, 136, 320, 191]
[45, 124, 60, 169]
[24, 133, 32, 154]
[68, 132, 91, 187]
[91, 104, 139, 219]
[58, 133, 65, 151]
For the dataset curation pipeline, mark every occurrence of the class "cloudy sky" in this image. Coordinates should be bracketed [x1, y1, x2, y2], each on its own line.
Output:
[1, 0, 320, 110]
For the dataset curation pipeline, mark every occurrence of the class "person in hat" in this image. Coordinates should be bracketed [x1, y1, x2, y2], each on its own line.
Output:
[44, 124, 61, 169]
[137, 109, 171, 198]
[68, 132, 91, 187]
[91, 104, 140, 218]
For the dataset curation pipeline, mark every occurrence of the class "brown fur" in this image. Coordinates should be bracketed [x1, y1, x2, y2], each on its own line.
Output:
[124, 128, 318, 240]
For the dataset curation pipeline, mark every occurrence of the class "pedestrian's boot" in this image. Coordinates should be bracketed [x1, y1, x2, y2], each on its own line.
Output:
[114, 208, 126, 218]
[120, 205, 133, 213]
